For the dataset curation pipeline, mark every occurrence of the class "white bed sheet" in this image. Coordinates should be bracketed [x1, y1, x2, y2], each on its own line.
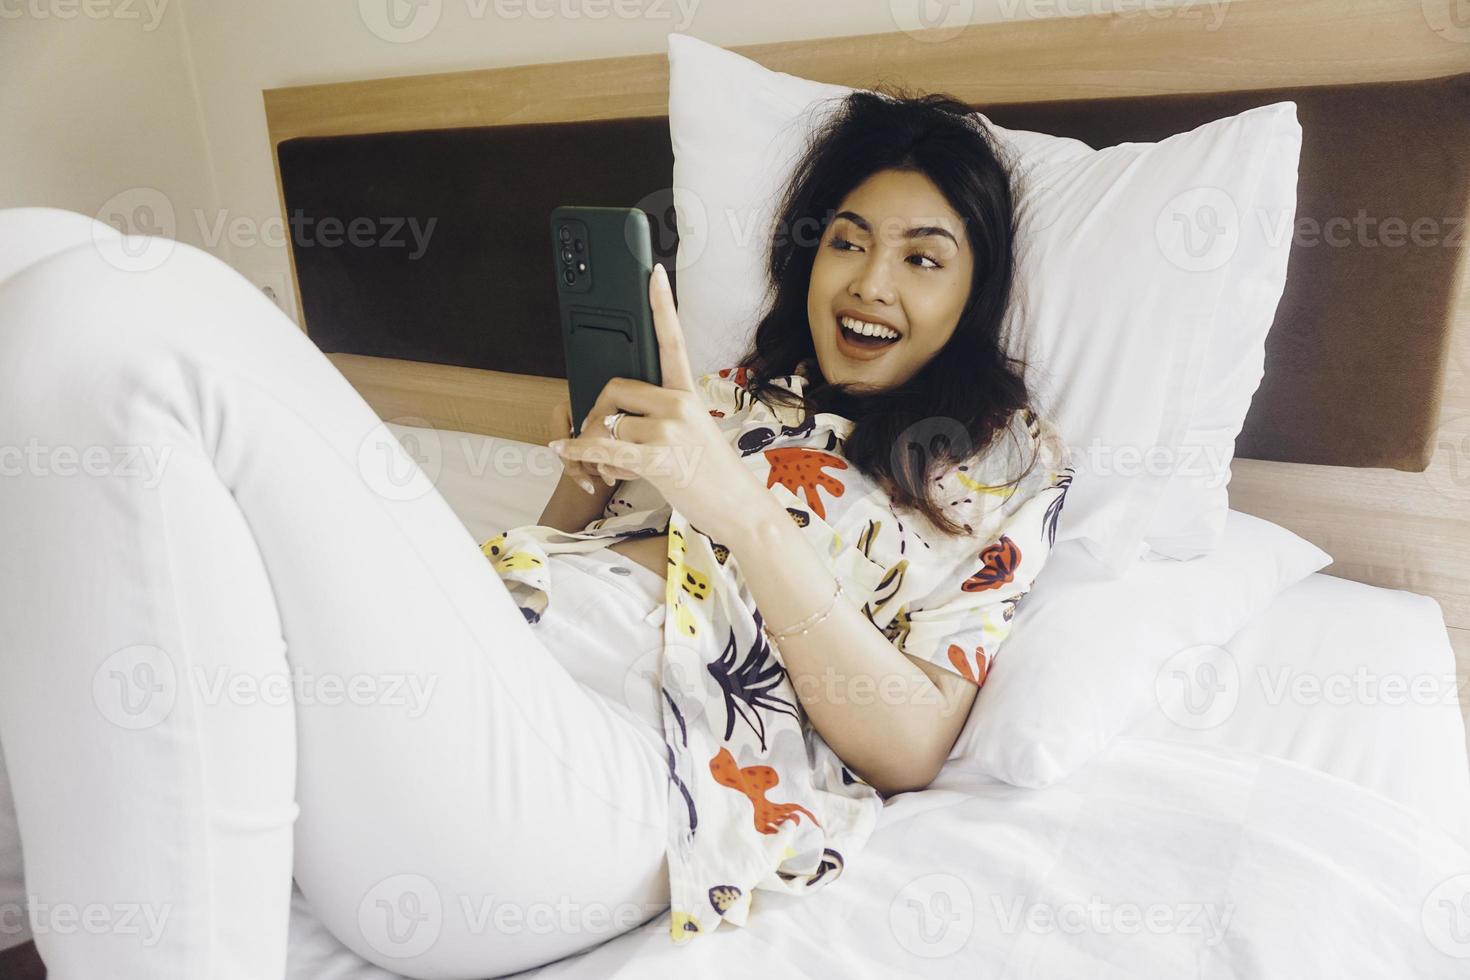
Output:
[383, 423, 562, 546]
[286, 737, 1470, 979]
[275, 427, 1470, 979]
[1122, 571, 1470, 844]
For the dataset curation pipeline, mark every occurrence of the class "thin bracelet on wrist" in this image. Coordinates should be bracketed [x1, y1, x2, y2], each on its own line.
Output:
[762, 578, 845, 642]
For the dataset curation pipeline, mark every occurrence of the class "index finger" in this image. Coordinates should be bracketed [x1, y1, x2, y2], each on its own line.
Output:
[649, 263, 696, 393]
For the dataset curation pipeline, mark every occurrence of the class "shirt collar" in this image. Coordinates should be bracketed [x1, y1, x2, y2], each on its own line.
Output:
[706, 360, 853, 439]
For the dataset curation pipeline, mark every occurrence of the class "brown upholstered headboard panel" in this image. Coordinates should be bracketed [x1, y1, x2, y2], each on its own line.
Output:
[277, 116, 676, 380]
[277, 71, 1470, 471]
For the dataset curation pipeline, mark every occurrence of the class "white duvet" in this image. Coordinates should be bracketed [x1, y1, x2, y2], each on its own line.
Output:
[276, 428, 1470, 979]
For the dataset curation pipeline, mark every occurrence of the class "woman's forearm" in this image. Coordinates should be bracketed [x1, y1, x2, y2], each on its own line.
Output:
[722, 493, 965, 795]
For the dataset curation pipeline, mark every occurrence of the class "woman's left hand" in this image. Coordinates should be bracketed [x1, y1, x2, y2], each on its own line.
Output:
[549, 263, 768, 543]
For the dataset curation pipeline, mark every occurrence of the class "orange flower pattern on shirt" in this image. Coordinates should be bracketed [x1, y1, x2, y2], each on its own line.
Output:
[962, 535, 1022, 592]
[710, 746, 821, 834]
[947, 644, 990, 686]
[763, 447, 847, 521]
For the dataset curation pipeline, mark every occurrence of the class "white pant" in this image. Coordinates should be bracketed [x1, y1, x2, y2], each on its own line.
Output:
[536, 551, 670, 757]
[0, 209, 671, 979]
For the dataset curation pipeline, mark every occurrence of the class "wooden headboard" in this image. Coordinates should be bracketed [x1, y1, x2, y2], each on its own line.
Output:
[262, 0, 1470, 659]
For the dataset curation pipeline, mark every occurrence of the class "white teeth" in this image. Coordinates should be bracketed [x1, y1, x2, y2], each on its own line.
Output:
[840, 316, 899, 340]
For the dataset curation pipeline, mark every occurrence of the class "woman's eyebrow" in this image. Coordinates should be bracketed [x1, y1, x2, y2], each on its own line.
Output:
[833, 210, 958, 246]
[907, 225, 959, 246]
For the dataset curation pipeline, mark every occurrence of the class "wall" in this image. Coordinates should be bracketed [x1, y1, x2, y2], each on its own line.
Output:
[0, 0, 221, 257]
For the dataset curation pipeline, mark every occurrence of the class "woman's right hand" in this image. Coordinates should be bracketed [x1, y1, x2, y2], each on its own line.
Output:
[550, 397, 637, 492]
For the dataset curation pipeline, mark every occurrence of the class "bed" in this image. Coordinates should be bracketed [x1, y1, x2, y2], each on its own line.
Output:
[241, 0, 1470, 975]
[3, 7, 1470, 980]
[266, 423, 1470, 978]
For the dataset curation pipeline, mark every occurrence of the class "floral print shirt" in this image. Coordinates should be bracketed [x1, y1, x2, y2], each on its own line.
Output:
[479, 362, 1074, 943]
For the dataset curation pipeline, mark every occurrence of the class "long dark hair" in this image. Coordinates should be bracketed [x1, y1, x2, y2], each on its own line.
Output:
[736, 89, 1039, 536]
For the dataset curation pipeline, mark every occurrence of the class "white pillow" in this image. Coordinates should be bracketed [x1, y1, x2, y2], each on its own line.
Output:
[946, 508, 1332, 787]
[666, 33, 1301, 574]
[1142, 124, 1300, 559]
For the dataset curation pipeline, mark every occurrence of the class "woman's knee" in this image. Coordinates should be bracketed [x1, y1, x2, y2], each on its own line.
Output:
[0, 233, 296, 398]
[0, 207, 120, 286]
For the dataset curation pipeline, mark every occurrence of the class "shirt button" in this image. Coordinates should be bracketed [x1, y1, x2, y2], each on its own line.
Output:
[608, 565, 632, 576]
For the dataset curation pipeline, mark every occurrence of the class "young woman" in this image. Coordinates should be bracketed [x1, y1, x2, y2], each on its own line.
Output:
[496, 89, 1072, 945]
[0, 91, 1068, 978]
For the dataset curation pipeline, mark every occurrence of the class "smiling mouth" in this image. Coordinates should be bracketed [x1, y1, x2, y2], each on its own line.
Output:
[835, 314, 901, 357]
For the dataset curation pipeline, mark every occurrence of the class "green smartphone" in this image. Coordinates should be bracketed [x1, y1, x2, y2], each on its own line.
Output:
[550, 206, 662, 437]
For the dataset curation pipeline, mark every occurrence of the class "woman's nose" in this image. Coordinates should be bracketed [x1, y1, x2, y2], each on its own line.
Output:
[848, 255, 896, 306]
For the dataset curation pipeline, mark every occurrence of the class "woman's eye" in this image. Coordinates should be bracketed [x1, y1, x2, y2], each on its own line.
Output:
[828, 237, 860, 252]
[908, 252, 941, 269]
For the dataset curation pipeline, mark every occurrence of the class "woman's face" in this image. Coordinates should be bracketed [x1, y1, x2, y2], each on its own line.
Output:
[806, 168, 974, 391]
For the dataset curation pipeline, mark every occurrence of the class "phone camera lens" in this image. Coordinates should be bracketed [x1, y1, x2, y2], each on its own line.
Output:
[563, 268, 575, 285]
[573, 239, 584, 253]
[560, 246, 573, 263]
[558, 226, 571, 242]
